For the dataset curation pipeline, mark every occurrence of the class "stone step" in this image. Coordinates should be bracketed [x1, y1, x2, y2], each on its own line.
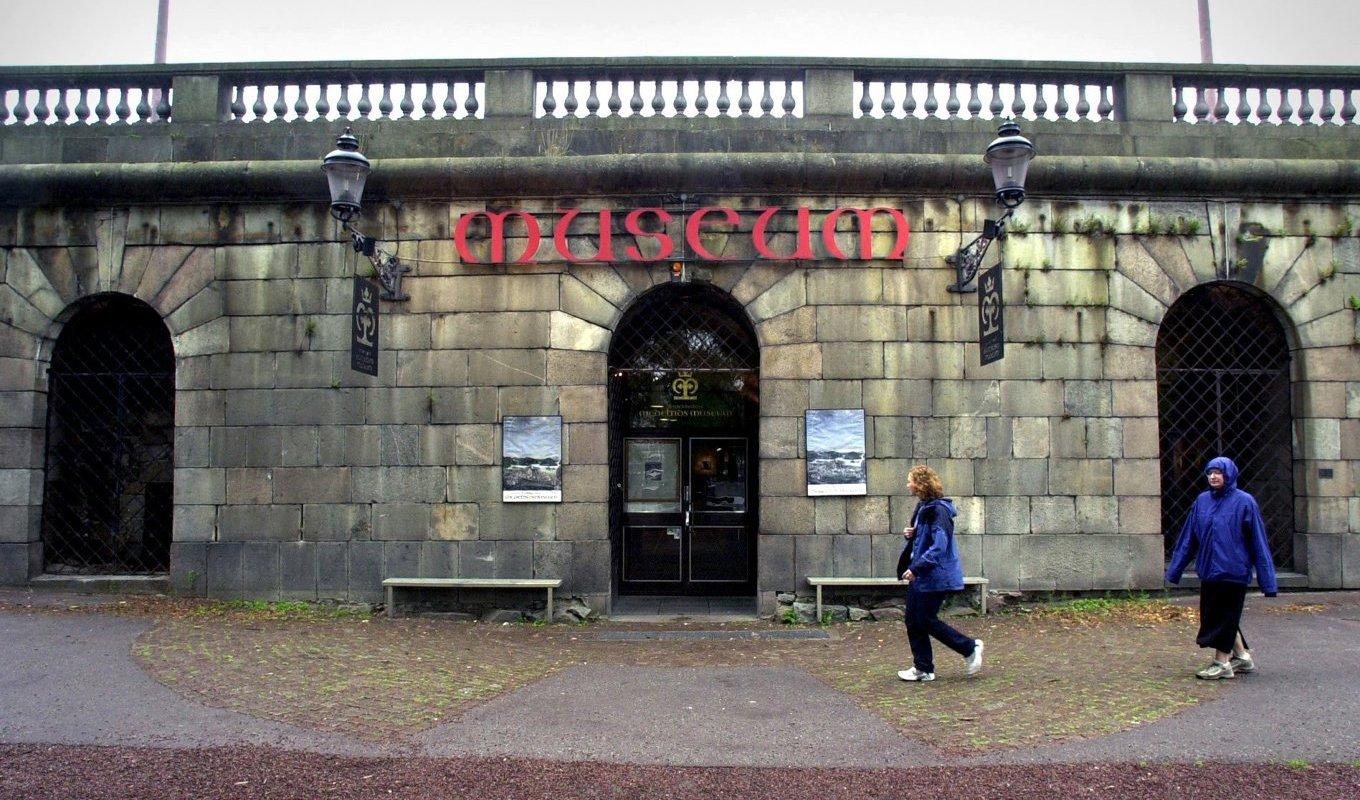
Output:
[29, 574, 171, 595]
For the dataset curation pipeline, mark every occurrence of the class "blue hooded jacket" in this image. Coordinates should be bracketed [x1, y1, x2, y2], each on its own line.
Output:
[1165, 456, 1278, 595]
[896, 498, 964, 593]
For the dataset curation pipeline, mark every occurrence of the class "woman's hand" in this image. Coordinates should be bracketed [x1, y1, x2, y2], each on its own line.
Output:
[902, 525, 915, 540]
[900, 569, 914, 583]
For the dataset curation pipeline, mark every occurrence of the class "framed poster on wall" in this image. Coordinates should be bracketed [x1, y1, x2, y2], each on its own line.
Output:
[501, 415, 563, 502]
[805, 408, 867, 496]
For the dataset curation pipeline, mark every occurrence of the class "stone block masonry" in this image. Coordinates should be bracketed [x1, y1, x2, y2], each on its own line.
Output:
[0, 186, 1355, 602]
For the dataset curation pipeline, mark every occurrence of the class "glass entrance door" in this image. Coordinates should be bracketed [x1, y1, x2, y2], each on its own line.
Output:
[621, 435, 752, 593]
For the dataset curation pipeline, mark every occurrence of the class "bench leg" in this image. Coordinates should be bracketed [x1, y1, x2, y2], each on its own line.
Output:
[979, 584, 987, 616]
[386, 586, 394, 619]
[547, 587, 554, 622]
[815, 586, 822, 623]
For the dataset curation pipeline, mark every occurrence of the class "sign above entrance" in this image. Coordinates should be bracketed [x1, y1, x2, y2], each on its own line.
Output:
[452, 206, 910, 265]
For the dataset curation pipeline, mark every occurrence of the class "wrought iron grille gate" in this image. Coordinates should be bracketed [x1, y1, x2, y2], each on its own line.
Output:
[607, 283, 760, 593]
[41, 297, 175, 574]
[1156, 283, 1294, 569]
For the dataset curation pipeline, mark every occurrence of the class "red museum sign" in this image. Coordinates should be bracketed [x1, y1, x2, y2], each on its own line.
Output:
[452, 206, 910, 265]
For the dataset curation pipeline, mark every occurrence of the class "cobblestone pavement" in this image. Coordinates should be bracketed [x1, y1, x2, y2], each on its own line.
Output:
[1, 589, 1357, 769]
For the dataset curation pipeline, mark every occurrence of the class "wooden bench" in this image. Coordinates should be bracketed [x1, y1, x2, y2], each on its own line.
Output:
[806, 576, 990, 620]
[382, 577, 562, 619]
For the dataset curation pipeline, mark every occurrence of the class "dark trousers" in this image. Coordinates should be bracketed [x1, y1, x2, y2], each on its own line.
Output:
[1197, 580, 1250, 653]
[905, 586, 976, 673]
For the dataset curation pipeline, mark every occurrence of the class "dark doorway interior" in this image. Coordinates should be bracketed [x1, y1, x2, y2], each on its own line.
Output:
[41, 295, 175, 574]
[1156, 282, 1294, 569]
[608, 283, 759, 596]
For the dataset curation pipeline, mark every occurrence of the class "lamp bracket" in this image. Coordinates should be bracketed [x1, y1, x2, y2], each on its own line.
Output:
[946, 209, 1012, 293]
[346, 224, 410, 301]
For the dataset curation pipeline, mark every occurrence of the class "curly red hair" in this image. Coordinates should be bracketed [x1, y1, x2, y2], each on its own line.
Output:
[907, 465, 944, 500]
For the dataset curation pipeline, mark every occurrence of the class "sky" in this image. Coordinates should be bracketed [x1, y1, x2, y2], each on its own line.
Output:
[2, 0, 1359, 66]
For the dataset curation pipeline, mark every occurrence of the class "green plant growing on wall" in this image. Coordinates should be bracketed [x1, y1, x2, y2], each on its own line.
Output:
[1008, 219, 1030, 235]
[1348, 295, 1360, 311]
[329, 378, 341, 390]
[1072, 214, 1112, 236]
[304, 319, 317, 338]
[1174, 216, 1202, 236]
[1319, 260, 1337, 280]
[1332, 215, 1354, 238]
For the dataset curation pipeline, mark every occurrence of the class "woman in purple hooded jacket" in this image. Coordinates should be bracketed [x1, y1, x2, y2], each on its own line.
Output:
[1166, 456, 1278, 680]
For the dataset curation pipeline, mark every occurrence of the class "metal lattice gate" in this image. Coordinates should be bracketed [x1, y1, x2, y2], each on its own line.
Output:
[41, 296, 175, 574]
[1156, 282, 1294, 569]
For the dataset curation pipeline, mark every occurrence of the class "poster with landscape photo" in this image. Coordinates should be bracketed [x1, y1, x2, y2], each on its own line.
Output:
[805, 408, 867, 496]
[501, 416, 563, 502]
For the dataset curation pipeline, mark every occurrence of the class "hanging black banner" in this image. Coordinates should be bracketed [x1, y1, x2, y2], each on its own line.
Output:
[978, 265, 1005, 366]
[351, 277, 380, 376]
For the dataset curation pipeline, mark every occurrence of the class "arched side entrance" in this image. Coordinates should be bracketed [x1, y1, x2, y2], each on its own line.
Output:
[1156, 282, 1294, 569]
[41, 294, 175, 574]
[607, 283, 760, 596]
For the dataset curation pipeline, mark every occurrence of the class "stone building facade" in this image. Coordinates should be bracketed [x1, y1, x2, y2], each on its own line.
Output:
[1, 60, 1357, 613]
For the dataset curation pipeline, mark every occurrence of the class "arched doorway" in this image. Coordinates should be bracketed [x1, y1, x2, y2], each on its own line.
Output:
[1156, 282, 1294, 569]
[608, 283, 759, 596]
[41, 294, 175, 574]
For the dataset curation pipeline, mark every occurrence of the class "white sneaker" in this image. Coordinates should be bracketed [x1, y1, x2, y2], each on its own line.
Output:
[965, 640, 984, 675]
[897, 667, 935, 682]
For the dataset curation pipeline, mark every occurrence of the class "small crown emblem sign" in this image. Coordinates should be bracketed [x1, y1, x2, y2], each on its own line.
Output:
[671, 371, 699, 401]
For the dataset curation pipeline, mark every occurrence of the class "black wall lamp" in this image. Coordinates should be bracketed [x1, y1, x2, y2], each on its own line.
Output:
[946, 120, 1036, 293]
[321, 128, 410, 300]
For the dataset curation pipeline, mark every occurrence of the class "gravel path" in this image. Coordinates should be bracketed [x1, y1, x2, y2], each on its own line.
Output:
[3, 745, 1359, 800]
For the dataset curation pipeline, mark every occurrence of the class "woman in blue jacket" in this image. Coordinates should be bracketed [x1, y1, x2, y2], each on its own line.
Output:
[896, 465, 983, 682]
[1166, 456, 1279, 680]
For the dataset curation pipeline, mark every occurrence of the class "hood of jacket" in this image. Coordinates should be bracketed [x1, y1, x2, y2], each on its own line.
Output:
[1205, 456, 1239, 495]
[919, 497, 958, 519]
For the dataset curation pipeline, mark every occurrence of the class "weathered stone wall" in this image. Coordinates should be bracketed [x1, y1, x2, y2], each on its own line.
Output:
[1, 194, 1358, 609]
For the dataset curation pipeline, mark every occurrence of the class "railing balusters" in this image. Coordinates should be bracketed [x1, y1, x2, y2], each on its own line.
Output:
[1, 63, 1351, 127]
[114, 86, 131, 123]
[56, 87, 73, 123]
[651, 80, 666, 115]
[1298, 87, 1314, 124]
[587, 80, 601, 115]
[465, 81, 479, 116]
[542, 80, 557, 116]
[1054, 83, 1070, 119]
[34, 87, 51, 123]
[629, 79, 644, 115]
[564, 80, 579, 116]
[318, 83, 333, 119]
[378, 82, 393, 118]
[93, 87, 110, 123]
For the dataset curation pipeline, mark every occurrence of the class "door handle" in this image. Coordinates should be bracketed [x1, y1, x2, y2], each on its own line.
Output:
[684, 485, 691, 526]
